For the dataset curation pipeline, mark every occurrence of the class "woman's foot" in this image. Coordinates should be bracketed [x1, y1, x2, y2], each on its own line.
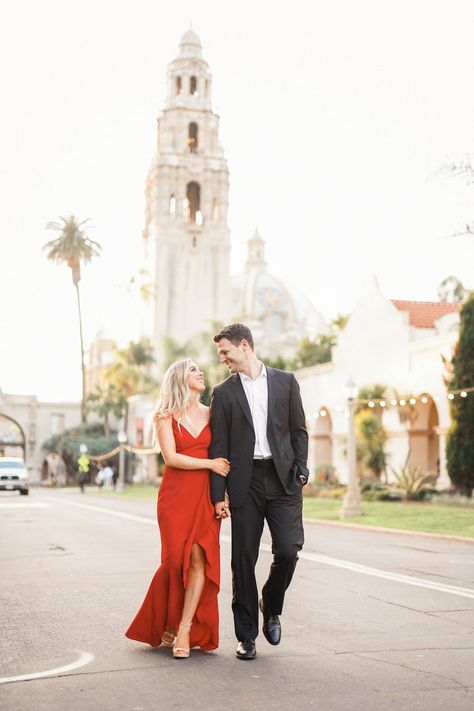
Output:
[161, 628, 176, 647]
[173, 621, 192, 659]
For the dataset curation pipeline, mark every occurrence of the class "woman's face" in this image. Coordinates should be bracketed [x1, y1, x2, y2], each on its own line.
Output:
[187, 362, 205, 393]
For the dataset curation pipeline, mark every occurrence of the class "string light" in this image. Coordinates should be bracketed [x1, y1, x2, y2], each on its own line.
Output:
[309, 386, 474, 422]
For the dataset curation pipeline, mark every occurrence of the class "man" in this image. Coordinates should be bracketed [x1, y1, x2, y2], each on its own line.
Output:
[210, 323, 308, 660]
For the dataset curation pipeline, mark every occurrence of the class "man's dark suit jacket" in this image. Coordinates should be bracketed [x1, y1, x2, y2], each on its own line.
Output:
[209, 366, 309, 508]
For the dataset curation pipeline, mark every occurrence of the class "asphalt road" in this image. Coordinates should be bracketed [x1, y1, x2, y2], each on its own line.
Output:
[1, 488, 473, 711]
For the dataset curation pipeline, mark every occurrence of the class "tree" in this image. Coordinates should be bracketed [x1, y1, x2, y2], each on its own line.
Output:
[97, 337, 158, 429]
[43, 215, 102, 422]
[292, 314, 349, 370]
[355, 385, 389, 479]
[292, 335, 333, 369]
[446, 293, 474, 497]
[86, 383, 127, 436]
[438, 275, 466, 304]
[356, 384, 388, 418]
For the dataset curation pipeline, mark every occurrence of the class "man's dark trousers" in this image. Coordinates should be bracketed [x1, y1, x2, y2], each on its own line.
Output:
[231, 458, 304, 642]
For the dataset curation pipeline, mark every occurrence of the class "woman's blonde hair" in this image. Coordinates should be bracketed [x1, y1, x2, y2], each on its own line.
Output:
[153, 358, 195, 432]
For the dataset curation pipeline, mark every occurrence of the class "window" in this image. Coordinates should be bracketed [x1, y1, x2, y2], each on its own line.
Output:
[175, 76, 182, 95]
[187, 122, 198, 153]
[190, 76, 197, 95]
[186, 182, 201, 223]
[212, 198, 219, 220]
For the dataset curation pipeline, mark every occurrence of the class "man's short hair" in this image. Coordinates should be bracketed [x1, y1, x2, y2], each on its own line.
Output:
[213, 323, 254, 350]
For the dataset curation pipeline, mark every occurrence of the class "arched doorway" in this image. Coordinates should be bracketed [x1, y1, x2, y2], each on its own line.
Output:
[0, 414, 26, 458]
[312, 407, 333, 478]
[407, 395, 440, 475]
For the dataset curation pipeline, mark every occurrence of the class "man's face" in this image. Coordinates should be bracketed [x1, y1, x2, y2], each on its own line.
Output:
[216, 338, 247, 373]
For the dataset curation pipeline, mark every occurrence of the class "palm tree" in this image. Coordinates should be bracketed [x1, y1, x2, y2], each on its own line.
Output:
[43, 215, 102, 422]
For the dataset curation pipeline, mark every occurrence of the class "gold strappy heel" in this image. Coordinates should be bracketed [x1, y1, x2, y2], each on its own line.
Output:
[173, 622, 192, 659]
[161, 628, 176, 648]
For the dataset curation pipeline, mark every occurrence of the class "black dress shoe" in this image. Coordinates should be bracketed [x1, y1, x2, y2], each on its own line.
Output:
[236, 640, 256, 660]
[259, 597, 281, 645]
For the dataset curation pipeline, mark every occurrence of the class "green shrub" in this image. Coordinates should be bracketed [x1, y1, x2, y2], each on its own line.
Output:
[446, 293, 474, 497]
[387, 464, 437, 501]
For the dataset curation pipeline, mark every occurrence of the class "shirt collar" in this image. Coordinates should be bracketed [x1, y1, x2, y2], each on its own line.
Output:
[239, 362, 267, 383]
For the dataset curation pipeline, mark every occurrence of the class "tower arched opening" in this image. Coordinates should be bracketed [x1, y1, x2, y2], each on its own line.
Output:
[175, 76, 182, 95]
[190, 76, 198, 95]
[188, 122, 198, 153]
[186, 182, 201, 224]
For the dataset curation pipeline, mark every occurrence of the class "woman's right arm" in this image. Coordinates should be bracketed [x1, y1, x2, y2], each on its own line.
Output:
[156, 417, 229, 476]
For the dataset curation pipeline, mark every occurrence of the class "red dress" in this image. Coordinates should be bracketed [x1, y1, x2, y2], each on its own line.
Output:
[125, 419, 221, 650]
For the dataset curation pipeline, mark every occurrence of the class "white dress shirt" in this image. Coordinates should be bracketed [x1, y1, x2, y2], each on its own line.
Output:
[239, 363, 272, 459]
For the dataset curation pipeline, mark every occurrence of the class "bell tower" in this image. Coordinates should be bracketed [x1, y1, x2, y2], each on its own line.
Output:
[143, 28, 231, 363]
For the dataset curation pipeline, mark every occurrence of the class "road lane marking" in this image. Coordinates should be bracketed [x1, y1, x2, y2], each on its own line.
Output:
[0, 502, 51, 509]
[294, 550, 474, 601]
[0, 651, 94, 685]
[40, 498, 156, 525]
[43, 497, 474, 601]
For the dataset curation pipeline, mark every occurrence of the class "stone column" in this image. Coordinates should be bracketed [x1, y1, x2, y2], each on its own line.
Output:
[435, 427, 451, 490]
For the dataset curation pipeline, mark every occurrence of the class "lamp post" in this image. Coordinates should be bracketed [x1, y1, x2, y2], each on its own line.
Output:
[340, 378, 363, 518]
[117, 431, 127, 492]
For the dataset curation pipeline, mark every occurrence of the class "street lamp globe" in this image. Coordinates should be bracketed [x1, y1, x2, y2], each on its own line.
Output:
[79, 443, 88, 455]
[118, 431, 128, 444]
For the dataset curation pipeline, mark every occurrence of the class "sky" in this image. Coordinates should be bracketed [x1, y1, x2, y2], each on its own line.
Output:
[0, 0, 473, 401]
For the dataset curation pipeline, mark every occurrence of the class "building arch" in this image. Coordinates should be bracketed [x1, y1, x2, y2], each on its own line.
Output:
[407, 394, 440, 474]
[310, 407, 333, 479]
[188, 122, 198, 153]
[186, 181, 201, 224]
[0, 413, 26, 458]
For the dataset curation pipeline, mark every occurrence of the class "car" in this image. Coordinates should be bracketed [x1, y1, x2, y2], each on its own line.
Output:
[0, 457, 29, 495]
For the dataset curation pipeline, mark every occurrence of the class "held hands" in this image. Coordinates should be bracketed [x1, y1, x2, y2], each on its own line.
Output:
[210, 457, 230, 477]
[214, 497, 230, 519]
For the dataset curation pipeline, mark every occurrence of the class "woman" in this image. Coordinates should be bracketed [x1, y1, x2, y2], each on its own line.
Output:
[125, 359, 230, 658]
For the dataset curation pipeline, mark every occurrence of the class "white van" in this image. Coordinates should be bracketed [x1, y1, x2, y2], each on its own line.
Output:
[0, 457, 29, 495]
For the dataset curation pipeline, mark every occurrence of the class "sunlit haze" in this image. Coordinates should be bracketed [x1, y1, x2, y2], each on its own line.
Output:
[1, 0, 473, 400]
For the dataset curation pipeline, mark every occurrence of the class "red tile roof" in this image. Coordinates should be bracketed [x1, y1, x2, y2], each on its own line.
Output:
[391, 300, 460, 328]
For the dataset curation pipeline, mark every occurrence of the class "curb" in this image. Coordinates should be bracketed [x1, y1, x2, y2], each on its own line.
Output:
[302, 517, 474, 544]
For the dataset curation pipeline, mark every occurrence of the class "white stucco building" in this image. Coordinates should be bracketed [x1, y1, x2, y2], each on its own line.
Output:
[0, 390, 81, 482]
[297, 278, 460, 487]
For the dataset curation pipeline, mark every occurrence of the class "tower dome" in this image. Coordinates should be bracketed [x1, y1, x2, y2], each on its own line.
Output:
[231, 231, 325, 359]
[178, 28, 203, 58]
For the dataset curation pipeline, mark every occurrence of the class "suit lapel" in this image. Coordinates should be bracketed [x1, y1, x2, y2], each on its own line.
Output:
[231, 374, 254, 430]
[266, 366, 277, 437]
